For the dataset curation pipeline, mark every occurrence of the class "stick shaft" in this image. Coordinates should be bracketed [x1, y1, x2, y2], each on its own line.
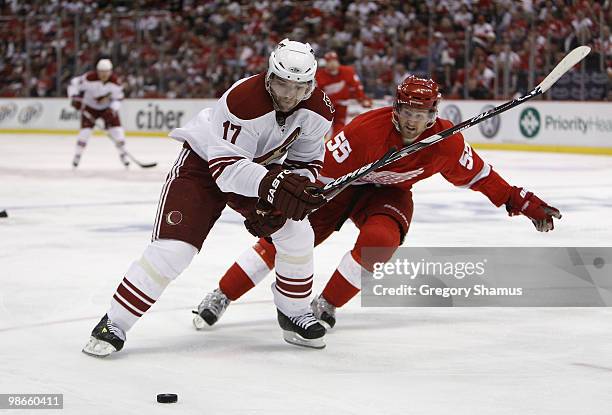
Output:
[319, 46, 591, 198]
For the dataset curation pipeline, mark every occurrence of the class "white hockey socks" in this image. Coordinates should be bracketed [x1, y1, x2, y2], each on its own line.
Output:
[108, 239, 197, 332]
[73, 128, 92, 167]
[108, 126, 129, 166]
[270, 220, 315, 317]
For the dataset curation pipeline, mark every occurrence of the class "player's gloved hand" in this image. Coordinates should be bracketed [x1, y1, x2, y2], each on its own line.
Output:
[258, 169, 326, 221]
[71, 98, 82, 110]
[244, 200, 287, 237]
[101, 107, 117, 120]
[506, 186, 562, 232]
[360, 97, 373, 108]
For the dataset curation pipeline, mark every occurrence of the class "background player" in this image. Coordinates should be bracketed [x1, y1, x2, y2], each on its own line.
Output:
[193, 75, 561, 330]
[82, 39, 333, 357]
[315, 51, 372, 138]
[67, 58, 129, 168]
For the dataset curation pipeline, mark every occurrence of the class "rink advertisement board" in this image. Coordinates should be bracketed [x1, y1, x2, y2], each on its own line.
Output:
[0, 98, 211, 136]
[436, 100, 612, 148]
[361, 247, 612, 307]
[1, 98, 611, 152]
[351, 100, 612, 150]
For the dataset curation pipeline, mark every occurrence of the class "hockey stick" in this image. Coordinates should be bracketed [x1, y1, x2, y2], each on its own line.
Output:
[317, 46, 591, 199]
[81, 109, 158, 168]
[121, 149, 158, 169]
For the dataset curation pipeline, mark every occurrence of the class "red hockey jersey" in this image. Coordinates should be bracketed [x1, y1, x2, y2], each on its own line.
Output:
[320, 107, 513, 207]
[315, 65, 367, 106]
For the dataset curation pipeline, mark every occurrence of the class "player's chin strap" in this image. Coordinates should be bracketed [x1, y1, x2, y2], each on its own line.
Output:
[314, 46, 591, 201]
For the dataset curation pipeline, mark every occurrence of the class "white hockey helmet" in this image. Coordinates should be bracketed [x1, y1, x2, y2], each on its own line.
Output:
[96, 59, 113, 71]
[266, 39, 317, 100]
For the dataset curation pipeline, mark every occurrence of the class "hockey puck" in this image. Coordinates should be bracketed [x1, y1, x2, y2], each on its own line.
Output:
[593, 257, 605, 269]
[0, 210, 7, 218]
[156, 393, 178, 404]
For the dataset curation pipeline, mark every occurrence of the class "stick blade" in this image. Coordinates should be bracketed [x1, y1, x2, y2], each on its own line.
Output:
[138, 162, 158, 168]
[538, 46, 591, 93]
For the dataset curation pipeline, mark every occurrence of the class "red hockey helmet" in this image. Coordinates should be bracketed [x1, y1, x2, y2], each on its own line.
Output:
[393, 75, 441, 130]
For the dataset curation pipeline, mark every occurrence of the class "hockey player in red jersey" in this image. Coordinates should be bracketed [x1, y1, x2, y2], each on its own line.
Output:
[316, 51, 372, 138]
[193, 75, 561, 330]
[67, 59, 130, 168]
[82, 39, 333, 357]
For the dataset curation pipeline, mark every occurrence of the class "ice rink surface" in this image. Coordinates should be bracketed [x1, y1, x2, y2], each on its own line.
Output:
[1, 134, 611, 414]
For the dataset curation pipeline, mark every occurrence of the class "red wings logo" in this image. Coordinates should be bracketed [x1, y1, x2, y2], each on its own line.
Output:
[359, 168, 425, 185]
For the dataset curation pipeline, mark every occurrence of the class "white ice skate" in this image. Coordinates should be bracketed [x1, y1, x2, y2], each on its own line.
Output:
[310, 294, 336, 329]
[82, 314, 125, 357]
[192, 288, 231, 330]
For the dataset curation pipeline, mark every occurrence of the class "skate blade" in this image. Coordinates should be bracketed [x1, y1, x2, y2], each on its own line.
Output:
[82, 336, 117, 357]
[192, 314, 210, 330]
[282, 330, 326, 349]
[192, 311, 215, 330]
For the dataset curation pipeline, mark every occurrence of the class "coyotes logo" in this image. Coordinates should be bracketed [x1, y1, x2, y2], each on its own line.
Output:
[254, 127, 301, 165]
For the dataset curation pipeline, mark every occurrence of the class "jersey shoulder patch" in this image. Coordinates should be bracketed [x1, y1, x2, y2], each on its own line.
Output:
[85, 71, 99, 81]
[84, 72, 120, 86]
[107, 74, 121, 86]
[226, 73, 274, 120]
[299, 88, 335, 121]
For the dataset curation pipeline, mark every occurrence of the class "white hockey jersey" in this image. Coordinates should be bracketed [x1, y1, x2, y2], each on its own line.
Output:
[169, 73, 334, 197]
[67, 71, 124, 111]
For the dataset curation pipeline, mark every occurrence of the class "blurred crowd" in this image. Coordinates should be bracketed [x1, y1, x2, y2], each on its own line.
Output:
[1, 0, 610, 100]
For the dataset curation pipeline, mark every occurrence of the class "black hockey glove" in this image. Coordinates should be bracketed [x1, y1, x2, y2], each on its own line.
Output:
[71, 98, 82, 110]
[258, 170, 326, 221]
[244, 200, 287, 237]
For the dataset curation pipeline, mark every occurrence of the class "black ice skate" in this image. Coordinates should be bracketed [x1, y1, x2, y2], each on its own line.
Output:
[119, 153, 130, 168]
[277, 309, 326, 349]
[192, 288, 231, 329]
[82, 314, 125, 357]
[310, 294, 336, 329]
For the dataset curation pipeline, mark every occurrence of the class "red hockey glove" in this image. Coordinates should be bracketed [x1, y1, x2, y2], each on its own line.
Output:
[71, 98, 82, 110]
[258, 170, 326, 221]
[244, 200, 287, 237]
[506, 187, 562, 232]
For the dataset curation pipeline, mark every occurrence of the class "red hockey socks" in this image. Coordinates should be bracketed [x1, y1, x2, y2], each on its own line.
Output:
[219, 238, 277, 300]
[219, 263, 256, 301]
[322, 215, 401, 307]
[351, 215, 401, 272]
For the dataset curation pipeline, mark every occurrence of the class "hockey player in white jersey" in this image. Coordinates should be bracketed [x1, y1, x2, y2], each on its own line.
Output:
[67, 59, 130, 168]
[83, 39, 334, 357]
